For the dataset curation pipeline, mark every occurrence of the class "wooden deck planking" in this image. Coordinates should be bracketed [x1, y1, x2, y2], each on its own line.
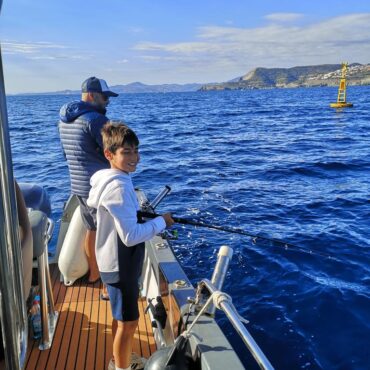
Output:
[45, 282, 71, 370]
[33, 265, 67, 369]
[95, 292, 108, 370]
[64, 284, 86, 370]
[25, 264, 157, 370]
[140, 299, 157, 355]
[74, 279, 94, 370]
[138, 299, 150, 358]
[84, 281, 100, 370]
[55, 284, 80, 370]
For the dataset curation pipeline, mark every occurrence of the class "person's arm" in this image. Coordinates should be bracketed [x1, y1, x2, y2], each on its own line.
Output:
[89, 115, 108, 150]
[57, 124, 67, 160]
[102, 185, 167, 247]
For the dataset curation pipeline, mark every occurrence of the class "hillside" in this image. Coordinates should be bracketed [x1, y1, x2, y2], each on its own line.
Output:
[199, 63, 370, 91]
[15, 64, 370, 95]
[17, 82, 203, 96]
[110, 82, 202, 93]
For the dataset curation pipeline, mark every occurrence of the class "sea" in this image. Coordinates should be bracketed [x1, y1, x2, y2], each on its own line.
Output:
[7, 86, 370, 370]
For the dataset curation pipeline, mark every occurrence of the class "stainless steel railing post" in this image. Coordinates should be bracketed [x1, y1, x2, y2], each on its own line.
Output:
[45, 259, 56, 314]
[38, 250, 51, 349]
[37, 217, 58, 350]
[206, 245, 233, 315]
[45, 219, 56, 314]
[0, 44, 28, 369]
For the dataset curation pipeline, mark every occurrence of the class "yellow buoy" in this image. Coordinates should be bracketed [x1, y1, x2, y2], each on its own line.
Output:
[330, 62, 353, 108]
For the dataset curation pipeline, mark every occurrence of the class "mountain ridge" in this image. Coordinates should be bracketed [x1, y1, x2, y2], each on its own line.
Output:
[199, 63, 370, 91]
[13, 63, 370, 95]
[15, 82, 204, 96]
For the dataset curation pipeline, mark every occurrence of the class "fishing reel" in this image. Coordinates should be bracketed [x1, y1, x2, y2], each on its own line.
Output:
[160, 229, 179, 240]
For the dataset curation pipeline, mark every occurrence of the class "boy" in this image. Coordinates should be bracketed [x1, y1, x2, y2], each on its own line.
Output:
[87, 122, 174, 370]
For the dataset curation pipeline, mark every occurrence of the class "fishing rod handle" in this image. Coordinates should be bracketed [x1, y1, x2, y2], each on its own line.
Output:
[138, 210, 186, 224]
[138, 210, 162, 219]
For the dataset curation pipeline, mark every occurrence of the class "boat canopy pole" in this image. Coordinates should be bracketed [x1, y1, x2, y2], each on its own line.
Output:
[0, 34, 29, 370]
[138, 210, 336, 260]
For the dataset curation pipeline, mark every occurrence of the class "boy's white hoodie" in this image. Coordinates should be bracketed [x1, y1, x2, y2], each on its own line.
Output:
[87, 168, 166, 281]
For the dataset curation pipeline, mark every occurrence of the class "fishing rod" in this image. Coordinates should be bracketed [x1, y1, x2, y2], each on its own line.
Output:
[138, 210, 336, 260]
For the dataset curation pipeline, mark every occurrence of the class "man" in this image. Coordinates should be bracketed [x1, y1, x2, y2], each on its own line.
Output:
[58, 77, 118, 283]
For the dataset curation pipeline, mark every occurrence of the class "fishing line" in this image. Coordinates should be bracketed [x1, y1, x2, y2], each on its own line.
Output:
[138, 210, 337, 261]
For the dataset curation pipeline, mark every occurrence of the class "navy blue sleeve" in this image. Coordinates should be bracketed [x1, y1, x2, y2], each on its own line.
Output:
[88, 114, 108, 149]
[57, 123, 67, 159]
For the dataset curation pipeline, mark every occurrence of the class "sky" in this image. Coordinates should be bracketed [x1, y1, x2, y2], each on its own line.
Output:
[1, 0, 370, 94]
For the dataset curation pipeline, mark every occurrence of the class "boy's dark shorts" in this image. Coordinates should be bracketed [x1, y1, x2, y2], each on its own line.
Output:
[105, 240, 145, 322]
[76, 196, 96, 231]
[106, 281, 140, 322]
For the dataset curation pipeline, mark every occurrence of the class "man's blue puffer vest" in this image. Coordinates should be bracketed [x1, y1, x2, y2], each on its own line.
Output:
[58, 101, 109, 198]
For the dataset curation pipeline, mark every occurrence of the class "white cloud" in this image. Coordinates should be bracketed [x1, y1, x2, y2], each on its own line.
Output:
[2, 40, 93, 62]
[134, 41, 210, 54]
[132, 13, 370, 78]
[140, 55, 161, 61]
[27, 56, 57, 60]
[2, 41, 67, 54]
[128, 27, 145, 34]
[264, 13, 304, 22]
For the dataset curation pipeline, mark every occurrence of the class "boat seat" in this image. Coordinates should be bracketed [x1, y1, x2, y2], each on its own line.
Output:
[18, 182, 51, 217]
[18, 183, 52, 259]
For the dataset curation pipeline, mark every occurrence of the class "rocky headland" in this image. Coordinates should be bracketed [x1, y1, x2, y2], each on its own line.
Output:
[199, 63, 370, 91]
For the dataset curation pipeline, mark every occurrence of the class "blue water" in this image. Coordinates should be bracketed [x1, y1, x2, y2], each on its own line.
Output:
[7, 86, 370, 369]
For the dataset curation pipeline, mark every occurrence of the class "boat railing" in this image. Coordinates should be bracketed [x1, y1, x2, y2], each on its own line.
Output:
[0, 44, 29, 369]
[29, 211, 58, 350]
[190, 278, 274, 370]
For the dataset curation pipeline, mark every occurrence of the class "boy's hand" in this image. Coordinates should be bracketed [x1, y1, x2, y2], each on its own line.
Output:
[162, 213, 175, 228]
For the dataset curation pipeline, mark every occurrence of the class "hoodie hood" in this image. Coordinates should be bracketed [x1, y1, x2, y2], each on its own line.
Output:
[59, 100, 106, 123]
[87, 169, 129, 209]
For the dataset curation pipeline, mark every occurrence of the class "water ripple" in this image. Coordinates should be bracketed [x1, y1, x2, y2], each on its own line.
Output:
[6, 86, 370, 370]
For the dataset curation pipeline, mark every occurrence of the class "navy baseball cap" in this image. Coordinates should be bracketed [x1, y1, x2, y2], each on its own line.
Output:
[81, 77, 118, 97]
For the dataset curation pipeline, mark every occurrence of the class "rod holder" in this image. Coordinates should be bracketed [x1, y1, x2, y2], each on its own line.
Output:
[149, 185, 171, 210]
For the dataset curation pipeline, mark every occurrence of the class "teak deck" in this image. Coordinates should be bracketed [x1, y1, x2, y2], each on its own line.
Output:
[25, 264, 156, 370]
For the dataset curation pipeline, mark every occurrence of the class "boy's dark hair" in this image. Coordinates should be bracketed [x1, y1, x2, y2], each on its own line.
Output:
[102, 121, 139, 153]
